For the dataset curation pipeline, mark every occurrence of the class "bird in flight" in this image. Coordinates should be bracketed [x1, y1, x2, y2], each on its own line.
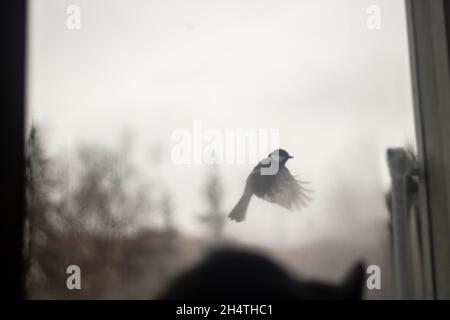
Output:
[228, 149, 311, 222]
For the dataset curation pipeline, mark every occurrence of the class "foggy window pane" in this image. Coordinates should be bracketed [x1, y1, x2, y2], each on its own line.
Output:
[26, 0, 414, 299]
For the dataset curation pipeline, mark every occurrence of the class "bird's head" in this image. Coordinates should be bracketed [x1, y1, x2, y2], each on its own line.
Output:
[269, 149, 293, 164]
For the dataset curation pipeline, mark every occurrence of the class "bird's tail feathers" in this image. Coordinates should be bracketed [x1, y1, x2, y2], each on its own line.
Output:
[228, 190, 252, 222]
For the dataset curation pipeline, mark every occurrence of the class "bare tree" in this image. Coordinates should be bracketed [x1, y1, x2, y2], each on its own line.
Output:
[25, 126, 59, 292]
[199, 164, 226, 239]
[161, 190, 175, 234]
[26, 126, 56, 232]
[55, 141, 150, 237]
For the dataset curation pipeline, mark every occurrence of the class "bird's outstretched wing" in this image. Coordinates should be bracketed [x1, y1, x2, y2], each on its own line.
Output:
[261, 166, 312, 210]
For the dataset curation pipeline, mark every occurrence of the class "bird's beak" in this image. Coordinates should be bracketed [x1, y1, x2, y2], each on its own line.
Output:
[288, 155, 294, 159]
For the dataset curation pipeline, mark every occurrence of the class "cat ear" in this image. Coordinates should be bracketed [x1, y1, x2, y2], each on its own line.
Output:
[339, 262, 365, 300]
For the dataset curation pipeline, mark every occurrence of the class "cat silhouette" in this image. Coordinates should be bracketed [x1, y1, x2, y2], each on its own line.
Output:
[160, 248, 365, 300]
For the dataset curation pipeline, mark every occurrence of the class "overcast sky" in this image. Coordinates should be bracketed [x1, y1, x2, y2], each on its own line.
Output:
[28, 0, 415, 248]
